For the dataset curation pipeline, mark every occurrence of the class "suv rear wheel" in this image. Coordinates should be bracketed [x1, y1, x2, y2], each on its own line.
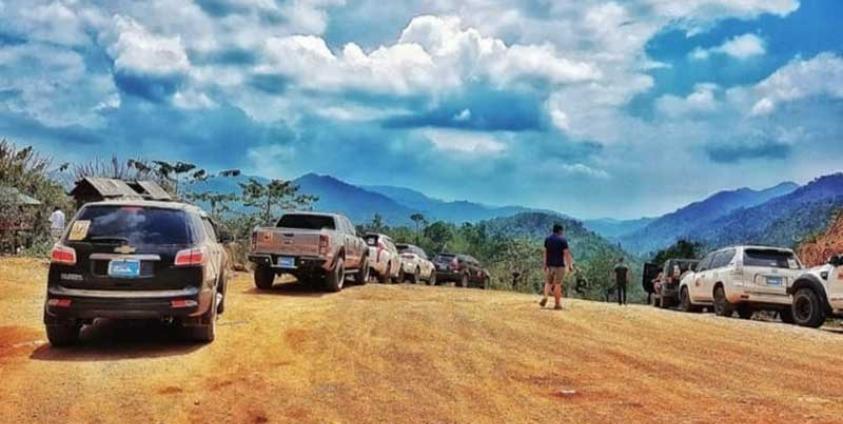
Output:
[188, 297, 217, 343]
[678, 287, 695, 313]
[409, 268, 420, 284]
[46, 322, 81, 347]
[427, 272, 437, 286]
[792, 287, 826, 328]
[713, 286, 734, 317]
[736, 305, 753, 320]
[254, 265, 275, 290]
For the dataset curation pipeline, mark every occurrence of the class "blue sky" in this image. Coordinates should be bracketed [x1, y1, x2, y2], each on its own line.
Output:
[1, 0, 842, 219]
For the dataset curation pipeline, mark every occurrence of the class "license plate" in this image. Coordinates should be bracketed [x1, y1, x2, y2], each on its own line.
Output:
[277, 256, 296, 269]
[108, 259, 141, 278]
[766, 276, 782, 286]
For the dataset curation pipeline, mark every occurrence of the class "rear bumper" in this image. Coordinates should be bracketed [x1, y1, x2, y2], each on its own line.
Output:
[249, 254, 328, 271]
[44, 285, 212, 321]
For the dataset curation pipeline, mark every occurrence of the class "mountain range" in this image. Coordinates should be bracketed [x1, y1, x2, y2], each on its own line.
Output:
[189, 170, 843, 259]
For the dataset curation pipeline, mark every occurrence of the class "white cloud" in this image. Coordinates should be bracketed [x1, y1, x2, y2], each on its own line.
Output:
[750, 52, 843, 115]
[690, 33, 766, 60]
[423, 129, 506, 155]
[107, 16, 191, 77]
[257, 15, 599, 96]
[656, 83, 720, 118]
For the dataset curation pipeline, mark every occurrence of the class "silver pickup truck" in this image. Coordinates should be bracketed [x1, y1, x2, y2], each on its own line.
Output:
[248, 212, 369, 292]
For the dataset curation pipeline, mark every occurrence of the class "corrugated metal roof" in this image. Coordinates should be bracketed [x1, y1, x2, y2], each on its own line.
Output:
[72, 177, 143, 199]
[0, 186, 41, 205]
[133, 180, 172, 200]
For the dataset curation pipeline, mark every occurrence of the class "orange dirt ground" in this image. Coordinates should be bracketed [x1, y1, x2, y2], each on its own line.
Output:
[2, 257, 843, 424]
[799, 212, 843, 267]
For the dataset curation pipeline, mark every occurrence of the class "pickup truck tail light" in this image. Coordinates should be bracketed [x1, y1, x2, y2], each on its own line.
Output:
[175, 247, 207, 266]
[319, 235, 330, 255]
[50, 244, 77, 265]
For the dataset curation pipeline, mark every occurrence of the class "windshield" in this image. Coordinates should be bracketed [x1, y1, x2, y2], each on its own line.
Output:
[744, 249, 800, 269]
[70, 205, 192, 245]
[277, 214, 335, 230]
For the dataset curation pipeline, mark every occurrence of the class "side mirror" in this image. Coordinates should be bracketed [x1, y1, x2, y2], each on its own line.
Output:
[829, 255, 842, 267]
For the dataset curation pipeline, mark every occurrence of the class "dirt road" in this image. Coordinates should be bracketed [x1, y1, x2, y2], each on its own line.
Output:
[2, 257, 843, 423]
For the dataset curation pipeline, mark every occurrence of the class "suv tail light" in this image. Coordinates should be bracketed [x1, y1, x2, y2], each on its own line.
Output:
[319, 235, 330, 255]
[50, 244, 77, 265]
[175, 247, 207, 266]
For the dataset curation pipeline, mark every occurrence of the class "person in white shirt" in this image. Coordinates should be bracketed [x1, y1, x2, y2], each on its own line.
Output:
[49, 207, 66, 241]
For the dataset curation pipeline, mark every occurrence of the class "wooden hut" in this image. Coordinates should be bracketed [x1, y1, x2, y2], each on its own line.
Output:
[69, 177, 172, 208]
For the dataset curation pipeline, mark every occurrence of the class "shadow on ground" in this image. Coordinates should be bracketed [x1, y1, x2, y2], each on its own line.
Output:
[30, 319, 205, 362]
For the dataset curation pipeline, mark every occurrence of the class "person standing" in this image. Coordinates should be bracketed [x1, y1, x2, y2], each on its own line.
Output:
[540, 224, 574, 310]
[613, 257, 630, 305]
[48, 206, 65, 241]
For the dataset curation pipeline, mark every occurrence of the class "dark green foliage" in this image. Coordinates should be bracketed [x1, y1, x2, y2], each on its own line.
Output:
[650, 239, 702, 264]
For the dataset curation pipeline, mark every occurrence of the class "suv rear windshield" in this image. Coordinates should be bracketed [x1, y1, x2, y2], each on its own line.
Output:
[71, 206, 192, 245]
[744, 249, 800, 269]
[277, 214, 335, 230]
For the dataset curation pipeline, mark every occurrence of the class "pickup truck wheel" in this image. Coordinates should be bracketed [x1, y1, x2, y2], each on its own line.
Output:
[254, 266, 275, 290]
[45, 322, 81, 347]
[792, 288, 826, 328]
[737, 305, 753, 320]
[713, 286, 734, 317]
[410, 268, 420, 284]
[355, 258, 370, 286]
[325, 260, 345, 292]
[459, 273, 469, 288]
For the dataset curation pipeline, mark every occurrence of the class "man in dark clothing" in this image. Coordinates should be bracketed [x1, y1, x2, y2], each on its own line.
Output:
[613, 257, 630, 305]
[540, 224, 573, 310]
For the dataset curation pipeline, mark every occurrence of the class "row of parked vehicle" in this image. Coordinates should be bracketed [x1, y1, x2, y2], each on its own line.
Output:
[644, 245, 843, 328]
[42, 203, 491, 347]
[247, 211, 492, 292]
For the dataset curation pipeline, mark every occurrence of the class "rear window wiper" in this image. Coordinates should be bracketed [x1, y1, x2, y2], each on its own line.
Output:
[87, 236, 132, 244]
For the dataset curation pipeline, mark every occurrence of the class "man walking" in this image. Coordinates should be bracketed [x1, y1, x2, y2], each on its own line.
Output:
[48, 206, 65, 241]
[613, 257, 629, 305]
[540, 224, 573, 310]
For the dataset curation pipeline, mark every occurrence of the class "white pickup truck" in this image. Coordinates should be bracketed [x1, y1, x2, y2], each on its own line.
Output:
[248, 212, 369, 292]
[788, 254, 843, 327]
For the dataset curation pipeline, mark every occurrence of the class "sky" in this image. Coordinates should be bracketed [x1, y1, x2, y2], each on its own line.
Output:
[1, 0, 842, 219]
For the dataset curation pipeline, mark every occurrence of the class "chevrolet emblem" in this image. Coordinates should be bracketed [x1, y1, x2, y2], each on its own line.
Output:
[114, 245, 136, 254]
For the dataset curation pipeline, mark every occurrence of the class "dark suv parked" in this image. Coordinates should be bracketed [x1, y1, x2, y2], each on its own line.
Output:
[44, 200, 230, 346]
[433, 253, 490, 289]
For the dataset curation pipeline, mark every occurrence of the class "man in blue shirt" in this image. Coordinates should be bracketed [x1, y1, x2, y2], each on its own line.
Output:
[540, 224, 574, 310]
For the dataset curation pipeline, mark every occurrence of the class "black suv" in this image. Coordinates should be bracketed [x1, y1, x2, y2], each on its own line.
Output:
[44, 200, 230, 346]
[643, 258, 699, 308]
[433, 253, 490, 289]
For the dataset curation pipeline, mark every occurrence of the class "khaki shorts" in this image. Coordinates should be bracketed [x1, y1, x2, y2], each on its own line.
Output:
[546, 267, 566, 286]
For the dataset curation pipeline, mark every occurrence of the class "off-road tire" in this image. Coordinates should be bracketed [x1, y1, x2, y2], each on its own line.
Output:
[378, 262, 391, 284]
[254, 265, 275, 290]
[459, 273, 469, 288]
[713, 286, 734, 317]
[46, 323, 81, 347]
[216, 272, 227, 315]
[737, 305, 753, 320]
[678, 287, 695, 313]
[409, 268, 420, 284]
[355, 258, 369, 286]
[780, 308, 796, 324]
[427, 272, 437, 286]
[792, 287, 826, 328]
[188, 298, 217, 343]
[325, 259, 346, 292]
